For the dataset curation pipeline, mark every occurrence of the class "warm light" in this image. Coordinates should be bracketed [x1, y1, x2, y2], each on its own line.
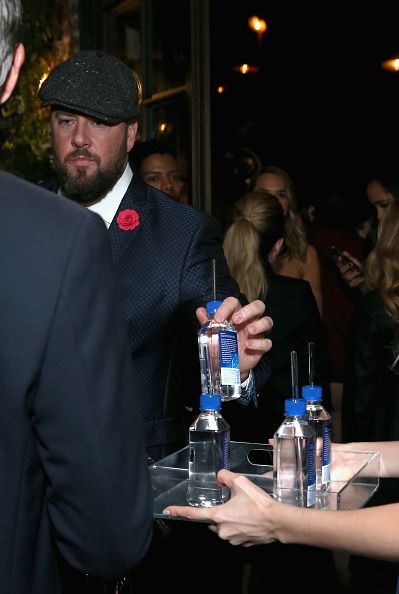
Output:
[233, 63, 259, 74]
[216, 85, 225, 94]
[381, 57, 399, 72]
[248, 16, 267, 34]
[159, 122, 168, 133]
[248, 16, 267, 43]
[38, 72, 49, 90]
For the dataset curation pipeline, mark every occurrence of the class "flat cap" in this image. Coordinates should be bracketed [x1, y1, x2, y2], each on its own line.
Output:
[38, 50, 140, 123]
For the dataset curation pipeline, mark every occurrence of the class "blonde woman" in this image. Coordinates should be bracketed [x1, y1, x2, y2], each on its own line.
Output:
[343, 198, 399, 443]
[222, 191, 330, 443]
[221, 189, 336, 594]
[342, 198, 399, 594]
[252, 165, 322, 316]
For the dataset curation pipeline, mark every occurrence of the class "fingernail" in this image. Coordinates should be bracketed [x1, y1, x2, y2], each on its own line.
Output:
[162, 508, 171, 516]
[234, 312, 242, 323]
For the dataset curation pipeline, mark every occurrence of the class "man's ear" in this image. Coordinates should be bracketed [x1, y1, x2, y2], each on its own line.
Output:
[0, 43, 25, 105]
[126, 120, 139, 153]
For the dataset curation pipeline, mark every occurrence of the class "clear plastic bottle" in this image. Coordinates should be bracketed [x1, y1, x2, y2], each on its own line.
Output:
[302, 384, 332, 492]
[273, 398, 316, 507]
[198, 300, 241, 401]
[187, 393, 230, 507]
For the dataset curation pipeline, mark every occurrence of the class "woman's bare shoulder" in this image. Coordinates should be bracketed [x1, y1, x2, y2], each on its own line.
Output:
[306, 243, 319, 262]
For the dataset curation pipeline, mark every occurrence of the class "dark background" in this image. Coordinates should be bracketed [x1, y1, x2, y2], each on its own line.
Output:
[209, 3, 399, 223]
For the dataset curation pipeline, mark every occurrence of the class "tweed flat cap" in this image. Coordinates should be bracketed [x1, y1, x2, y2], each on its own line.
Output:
[38, 51, 140, 123]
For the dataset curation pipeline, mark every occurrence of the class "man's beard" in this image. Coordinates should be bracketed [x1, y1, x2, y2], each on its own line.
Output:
[52, 143, 127, 205]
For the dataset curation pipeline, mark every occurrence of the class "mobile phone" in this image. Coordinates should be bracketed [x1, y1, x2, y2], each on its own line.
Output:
[327, 245, 362, 273]
[327, 245, 344, 258]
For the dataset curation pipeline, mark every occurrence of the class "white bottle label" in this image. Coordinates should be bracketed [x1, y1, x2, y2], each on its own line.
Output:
[219, 330, 240, 386]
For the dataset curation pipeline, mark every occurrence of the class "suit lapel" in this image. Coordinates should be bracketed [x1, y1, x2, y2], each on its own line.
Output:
[108, 176, 151, 265]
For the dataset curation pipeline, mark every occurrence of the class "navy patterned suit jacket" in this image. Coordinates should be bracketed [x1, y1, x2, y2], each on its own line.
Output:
[45, 172, 270, 460]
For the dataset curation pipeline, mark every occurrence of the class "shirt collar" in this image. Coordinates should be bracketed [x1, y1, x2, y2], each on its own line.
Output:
[87, 164, 133, 228]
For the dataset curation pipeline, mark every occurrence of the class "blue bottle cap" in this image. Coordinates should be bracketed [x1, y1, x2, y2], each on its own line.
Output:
[200, 393, 222, 410]
[285, 398, 306, 416]
[206, 300, 222, 315]
[302, 385, 322, 401]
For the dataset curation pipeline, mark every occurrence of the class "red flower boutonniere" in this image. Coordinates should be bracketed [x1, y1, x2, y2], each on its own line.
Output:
[116, 209, 140, 231]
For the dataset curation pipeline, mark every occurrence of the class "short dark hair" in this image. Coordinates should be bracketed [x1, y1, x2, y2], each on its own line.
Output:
[130, 138, 177, 169]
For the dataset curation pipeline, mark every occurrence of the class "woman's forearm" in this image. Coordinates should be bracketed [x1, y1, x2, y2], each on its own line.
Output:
[275, 502, 399, 561]
[336, 441, 399, 478]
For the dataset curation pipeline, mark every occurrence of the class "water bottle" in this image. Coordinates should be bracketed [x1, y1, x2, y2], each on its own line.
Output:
[273, 398, 316, 507]
[187, 393, 230, 507]
[302, 384, 332, 492]
[198, 300, 241, 401]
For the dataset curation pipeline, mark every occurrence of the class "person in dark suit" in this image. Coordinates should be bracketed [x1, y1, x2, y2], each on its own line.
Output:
[0, 3, 152, 593]
[36, 51, 273, 594]
[221, 191, 339, 594]
[37, 51, 273, 465]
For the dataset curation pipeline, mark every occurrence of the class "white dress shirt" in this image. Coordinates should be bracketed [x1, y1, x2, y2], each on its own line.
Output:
[58, 163, 133, 229]
[87, 164, 133, 228]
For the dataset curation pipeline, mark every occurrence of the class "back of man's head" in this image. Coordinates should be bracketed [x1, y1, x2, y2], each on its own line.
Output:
[0, 0, 21, 88]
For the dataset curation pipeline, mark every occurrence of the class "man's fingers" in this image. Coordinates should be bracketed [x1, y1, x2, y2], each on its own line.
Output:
[244, 337, 272, 353]
[246, 316, 273, 337]
[196, 306, 207, 325]
[198, 298, 270, 329]
[231, 299, 265, 325]
[212, 296, 241, 322]
[210, 297, 265, 325]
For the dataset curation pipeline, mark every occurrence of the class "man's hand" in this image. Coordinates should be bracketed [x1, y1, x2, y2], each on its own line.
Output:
[196, 297, 272, 381]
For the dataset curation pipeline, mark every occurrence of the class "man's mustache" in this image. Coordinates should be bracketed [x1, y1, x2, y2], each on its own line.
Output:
[65, 149, 100, 165]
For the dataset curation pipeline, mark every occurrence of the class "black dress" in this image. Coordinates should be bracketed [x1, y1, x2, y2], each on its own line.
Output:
[223, 267, 331, 443]
[343, 291, 399, 594]
[223, 268, 341, 594]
